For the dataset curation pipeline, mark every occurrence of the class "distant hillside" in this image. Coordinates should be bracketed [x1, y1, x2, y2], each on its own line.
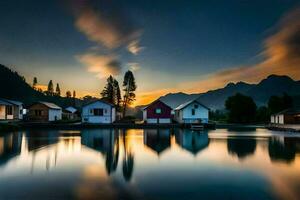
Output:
[0, 64, 82, 108]
[158, 75, 300, 110]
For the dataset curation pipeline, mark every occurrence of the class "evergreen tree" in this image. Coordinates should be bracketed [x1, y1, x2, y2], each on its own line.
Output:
[268, 93, 293, 114]
[33, 77, 37, 89]
[114, 79, 122, 111]
[73, 90, 76, 98]
[122, 70, 137, 117]
[55, 83, 61, 96]
[101, 76, 115, 104]
[47, 80, 54, 96]
[66, 91, 72, 98]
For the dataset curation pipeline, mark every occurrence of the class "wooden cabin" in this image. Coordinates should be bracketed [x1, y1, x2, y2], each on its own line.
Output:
[270, 109, 300, 124]
[27, 102, 62, 122]
[142, 99, 172, 124]
[0, 98, 23, 121]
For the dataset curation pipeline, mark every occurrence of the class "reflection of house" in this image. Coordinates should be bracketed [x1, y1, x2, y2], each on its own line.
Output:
[270, 108, 300, 124]
[268, 137, 300, 163]
[174, 99, 209, 124]
[0, 133, 22, 166]
[175, 129, 209, 155]
[143, 100, 172, 124]
[227, 138, 256, 159]
[26, 131, 59, 151]
[81, 129, 119, 174]
[82, 100, 116, 124]
[27, 102, 62, 122]
[0, 98, 23, 121]
[63, 106, 80, 120]
[143, 129, 171, 154]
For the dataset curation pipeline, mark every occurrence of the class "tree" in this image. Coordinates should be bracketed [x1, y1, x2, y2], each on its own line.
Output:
[101, 76, 115, 104]
[268, 93, 293, 114]
[256, 106, 269, 123]
[47, 80, 54, 96]
[122, 71, 137, 117]
[73, 90, 76, 98]
[33, 77, 37, 89]
[55, 83, 61, 96]
[66, 91, 72, 98]
[225, 93, 257, 123]
[114, 79, 122, 111]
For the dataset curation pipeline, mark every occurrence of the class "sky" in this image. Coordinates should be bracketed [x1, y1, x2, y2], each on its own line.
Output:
[0, 0, 300, 105]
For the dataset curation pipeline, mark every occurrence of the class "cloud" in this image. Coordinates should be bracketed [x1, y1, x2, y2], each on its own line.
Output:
[77, 53, 121, 79]
[68, 0, 142, 51]
[127, 40, 144, 55]
[180, 7, 300, 92]
[127, 62, 141, 72]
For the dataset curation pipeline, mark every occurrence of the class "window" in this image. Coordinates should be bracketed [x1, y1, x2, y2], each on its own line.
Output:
[155, 108, 162, 114]
[191, 109, 195, 115]
[194, 104, 199, 109]
[6, 106, 13, 115]
[35, 110, 42, 116]
[94, 108, 103, 116]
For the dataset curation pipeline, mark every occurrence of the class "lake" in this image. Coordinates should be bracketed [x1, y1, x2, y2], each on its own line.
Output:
[0, 128, 299, 200]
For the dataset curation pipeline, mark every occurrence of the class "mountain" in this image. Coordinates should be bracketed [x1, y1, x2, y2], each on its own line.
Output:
[0, 64, 82, 107]
[158, 75, 300, 110]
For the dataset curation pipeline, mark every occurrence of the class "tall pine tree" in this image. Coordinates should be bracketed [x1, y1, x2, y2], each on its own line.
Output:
[122, 70, 137, 117]
[114, 79, 122, 111]
[56, 83, 61, 96]
[101, 76, 115, 104]
[47, 80, 54, 96]
[33, 77, 37, 89]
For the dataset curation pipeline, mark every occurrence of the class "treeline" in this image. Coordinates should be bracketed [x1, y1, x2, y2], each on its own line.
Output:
[210, 93, 293, 124]
[100, 70, 137, 117]
[32, 77, 77, 98]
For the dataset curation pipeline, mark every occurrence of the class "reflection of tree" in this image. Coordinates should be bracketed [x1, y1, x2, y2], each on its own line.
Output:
[268, 137, 298, 163]
[105, 131, 119, 175]
[227, 138, 256, 160]
[122, 130, 134, 182]
[175, 129, 209, 155]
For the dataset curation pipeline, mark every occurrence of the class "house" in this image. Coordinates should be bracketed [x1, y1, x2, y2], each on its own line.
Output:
[0, 98, 23, 121]
[174, 99, 209, 124]
[63, 106, 79, 120]
[142, 99, 172, 124]
[27, 102, 62, 122]
[82, 100, 116, 124]
[270, 108, 300, 124]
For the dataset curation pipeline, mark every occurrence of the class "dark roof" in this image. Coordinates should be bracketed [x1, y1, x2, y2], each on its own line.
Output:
[174, 99, 210, 111]
[82, 99, 115, 108]
[142, 99, 172, 110]
[0, 98, 23, 106]
[0, 99, 12, 106]
[274, 108, 300, 115]
[29, 102, 61, 110]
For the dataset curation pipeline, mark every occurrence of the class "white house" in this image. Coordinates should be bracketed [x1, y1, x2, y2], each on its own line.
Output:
[82, 100, 116, 124]
[270, 108, 300, 124]
[174, 99, 209, 124]
[0, 98, 23, 121]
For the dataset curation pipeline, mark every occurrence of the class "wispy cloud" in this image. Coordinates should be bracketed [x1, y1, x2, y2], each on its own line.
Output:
[76, 53, 121, 79]
[127, 40, 144, 55]
[127, 62, 141, 72]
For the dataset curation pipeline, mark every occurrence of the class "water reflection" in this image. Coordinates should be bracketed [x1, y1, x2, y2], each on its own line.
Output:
[227, 137, 257, 160]
[0, 132, 22, 166]
[143, 129, 171, 155]
[175, 129, 209, 155]
[0, 129, 300, 199]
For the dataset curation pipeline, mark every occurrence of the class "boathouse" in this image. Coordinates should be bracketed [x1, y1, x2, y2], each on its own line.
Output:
[27, 102, 62, 122]
[142, 99, 172, 124]
[0, 98, 23, 121]
[270, 108, 300, 124]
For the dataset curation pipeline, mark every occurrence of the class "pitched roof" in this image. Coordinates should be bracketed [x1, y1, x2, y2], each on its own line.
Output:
[273, 108, 300, 115]
[0, 98, 23, 106]
[38, 102, 62, 110]
[82, 99, 115, 108]
[142, 99, 172, 110]
[174, 99, 209, 111]
[65, 106, 77, 113]
[0, 99, 12, 106]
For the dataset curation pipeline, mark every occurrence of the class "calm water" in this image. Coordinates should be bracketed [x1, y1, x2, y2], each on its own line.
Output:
[0, 128, 300, 200]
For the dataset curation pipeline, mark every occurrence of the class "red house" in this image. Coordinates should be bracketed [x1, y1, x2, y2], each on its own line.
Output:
[142, 100, 172, 124]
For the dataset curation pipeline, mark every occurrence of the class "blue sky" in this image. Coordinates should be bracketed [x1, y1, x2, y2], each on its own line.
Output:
[0, 0, 299, 104]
